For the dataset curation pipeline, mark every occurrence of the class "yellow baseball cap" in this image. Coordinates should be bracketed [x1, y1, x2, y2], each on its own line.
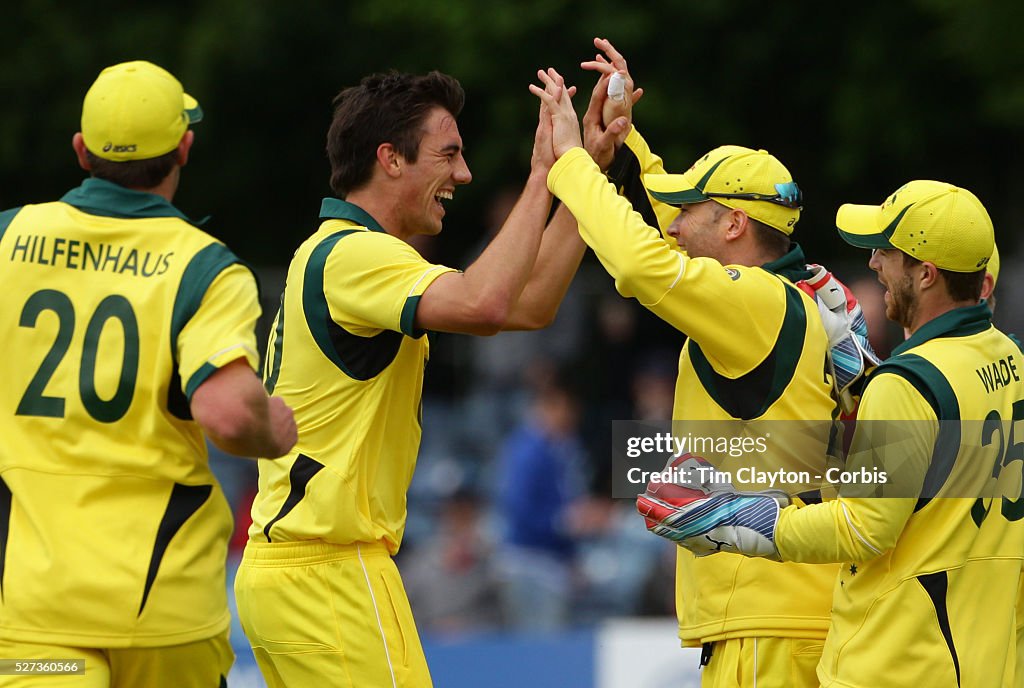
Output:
[988, 243, 1000, 286]
[644, 145, 802, 234]
[81, 60, 202, 162]
[837, 180, 993, 273]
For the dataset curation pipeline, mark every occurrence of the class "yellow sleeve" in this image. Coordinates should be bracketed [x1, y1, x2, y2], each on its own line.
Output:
[548, 147, 785, 375]
[323, 232, 456, 337]
[622, 127, 679, 235]
[176, 263, 261, 397]
[776, 372, 938, 563]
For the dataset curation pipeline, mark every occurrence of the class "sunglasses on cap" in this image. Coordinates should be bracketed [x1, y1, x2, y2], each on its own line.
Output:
[705, 181, 804, 210]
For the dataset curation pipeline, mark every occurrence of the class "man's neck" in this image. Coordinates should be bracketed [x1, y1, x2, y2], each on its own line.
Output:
[721, 245, 786, 268]
[906, 298, 979, 335]
[125, 166, 180, 203]
[344, 189, 405, 240]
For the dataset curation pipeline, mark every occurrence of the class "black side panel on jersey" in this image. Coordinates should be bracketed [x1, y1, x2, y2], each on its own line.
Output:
[917, 571, 962, 687]
[0, 477, 10, 600]
[262, 454, 325, 543]
[167, 243, 249, 419]
[302, 230, 404, 381]
[688, 283, 807, 420]
[139, 483, 213, 616]
[606, 145, 662, 234]
[871, 354, 960, 511]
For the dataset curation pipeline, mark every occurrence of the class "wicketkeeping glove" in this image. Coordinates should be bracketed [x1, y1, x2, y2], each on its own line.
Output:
[796, 264, 880, 415]
[636, 456, 788, 558]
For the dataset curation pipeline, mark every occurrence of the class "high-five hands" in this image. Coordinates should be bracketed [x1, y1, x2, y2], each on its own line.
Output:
[530, 76, 577, 176]
[528, 68, 583, 160]
[580, 37, 643, 169]
[530, 39, 641, 171]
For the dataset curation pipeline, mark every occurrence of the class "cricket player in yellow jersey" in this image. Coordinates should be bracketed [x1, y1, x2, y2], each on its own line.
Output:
[533, 51, 842, 687]
[0, 62, 297, 687]
[989, 245, 1024, 688]
[234, 71, 621, 688]
[652, 181, 1023, 687]
[973, 244, 1023, 687]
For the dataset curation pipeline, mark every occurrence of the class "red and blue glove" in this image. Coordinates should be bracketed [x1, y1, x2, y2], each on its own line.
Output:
[636, 456, 787, 558]
[796, 264, 880, 415]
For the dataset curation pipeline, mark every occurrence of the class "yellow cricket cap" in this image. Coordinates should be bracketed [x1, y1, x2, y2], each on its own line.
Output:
[644, 145, 802, 234]
[81, 60, 202, 162]
[988, 243, 1000, 286]
[837, 180, 994, 273]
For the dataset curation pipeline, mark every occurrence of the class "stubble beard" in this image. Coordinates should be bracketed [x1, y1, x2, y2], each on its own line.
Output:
[888, 274, 919, 331]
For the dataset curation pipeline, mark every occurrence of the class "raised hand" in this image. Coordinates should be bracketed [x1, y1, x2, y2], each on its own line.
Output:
[528, 68, 582, 159]
[581, 37, 643, 134]
[530, 78, 578, 175]
[530, 90, 556, 175]
[582, 71, 629, 171]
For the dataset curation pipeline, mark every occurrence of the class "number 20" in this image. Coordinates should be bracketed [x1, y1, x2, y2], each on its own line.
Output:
[16, 289, 139, 422]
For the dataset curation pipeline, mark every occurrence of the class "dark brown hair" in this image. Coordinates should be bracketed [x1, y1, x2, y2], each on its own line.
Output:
[709, 201, 791, 259]
[326, 70, 465, 197]
[748, 217, 791, 259]
[86, 149, 178, 189]
[902, 253, 985, 302]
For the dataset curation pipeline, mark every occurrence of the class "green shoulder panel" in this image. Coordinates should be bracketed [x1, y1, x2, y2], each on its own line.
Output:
[0, 207, 23, 243]
[870, 353, 959, 421]
[1008, 333, 1023, 355]
[870, 353, 960, 510]
[301, 229, 405, 381]
[169, 242, 253, 409]
[689, 280, 807, 420]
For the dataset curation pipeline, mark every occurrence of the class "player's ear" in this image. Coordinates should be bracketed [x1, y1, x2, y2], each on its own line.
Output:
[377, 143, 402, 179]
[917, 261, 940, 292]
[72, 133, 91, 171]
[723, 208, 748, 242]
[176, 130, 195, 167]
[981, 272, 996, 301]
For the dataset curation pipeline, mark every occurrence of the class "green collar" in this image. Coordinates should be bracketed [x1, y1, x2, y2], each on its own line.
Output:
[320, 198, 386, 233]
[892, 303, 993, 356]
[761, 243, 813, 282]
[60, 178, 203, 225]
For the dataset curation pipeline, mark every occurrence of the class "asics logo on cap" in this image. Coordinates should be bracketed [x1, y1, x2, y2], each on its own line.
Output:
[882, 184, 909, 210]
[102, 142, 137, 154]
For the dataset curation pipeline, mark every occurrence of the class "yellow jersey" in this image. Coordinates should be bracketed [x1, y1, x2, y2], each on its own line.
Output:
[248, 199, 455, 554]
[776, 304, 1024, 687]
[548, 138, 840, 645]
[0, 178, 261, 647]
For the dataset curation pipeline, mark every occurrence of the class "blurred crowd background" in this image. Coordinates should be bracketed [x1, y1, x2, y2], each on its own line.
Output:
[5, 0, 1024, 641]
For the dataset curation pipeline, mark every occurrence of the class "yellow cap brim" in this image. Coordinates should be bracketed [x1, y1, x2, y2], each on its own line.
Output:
[836, 202, 905, 250]
[184, 93, 203, 124]
[644, 173, 709, 206]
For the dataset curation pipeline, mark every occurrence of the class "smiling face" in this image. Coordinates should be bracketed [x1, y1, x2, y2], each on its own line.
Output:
[869, 248, 919, 329]
[394, 106, 472, 237]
